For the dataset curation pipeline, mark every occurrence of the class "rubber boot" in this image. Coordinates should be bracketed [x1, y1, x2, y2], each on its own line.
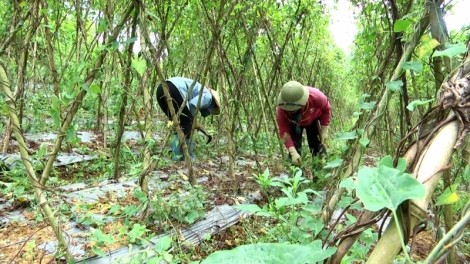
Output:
[170, 135, 196, 161]
[185, 138, 196, 160]
[171, 134, 184, 161]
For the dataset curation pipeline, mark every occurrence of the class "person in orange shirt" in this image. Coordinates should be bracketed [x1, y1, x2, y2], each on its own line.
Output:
[276, 81, 331, 166]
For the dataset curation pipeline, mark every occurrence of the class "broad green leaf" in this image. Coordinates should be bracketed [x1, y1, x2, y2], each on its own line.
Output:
[379, 155, 393, 168]
[90, 84, 101, 93]
[359, 138, 370, 147]
[359, 101, 376, 110]
[334, 131, 358, 140]
[93, 229, 114, 245]
[51, 95, 61, 111]
[433, 44, 466, 58]
[201, 240, 336, 264]
[353, 111, 362, 117]
[406, 99, 434, 111]
[155, 235, 172, 252]
[402, 61, 423, 73]
[396, 158, 407, 173]
[394, 19, 411, 32]
[323, 158, 343, 169]
[386, 80, 403, 92]
[92, 247, 106, 258]
[81, 83, 90, 93]
[356, 166, 426, 211]
[129, 223, 148, 243]
[339, 177, 356, 190]
[436, 183, 460, 206]
[132, 57, 147, 77]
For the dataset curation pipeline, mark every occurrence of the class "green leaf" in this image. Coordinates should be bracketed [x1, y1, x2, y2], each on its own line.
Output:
[122, 37, 137, 44]
[406, 99, 434, 111]
[81, 83, 90, 93]
[107, 205, 121, 215]
[356, 166, 426, 211]
[379, 155, 394, 168]
[436, 183, 460, 206]
[129, 223, 148, 243]
[92, 247, 107, 258]
[93, 229, 115, 245]
[234, 204, 263, 213]
[201, 240, 336, 264]
[396, 158, 407, 173]
[386, 80, 403, 92]
[323, 159, 343, 169]
[36, 143, 48, 159]
[394, 19, 411, 32]
[155, 235, 172, 252]
[359, 138, 370, 148]
[339, 177, 356, 190]
[90, 84, 101, 93]
[359, 101, 376, 110]
[402, 61, 423, 73]
[132, 57, 147, 77]
[97, 18, 107, 33]
[111, 41, 119, 50]
[334, 131, 358, 140]
[263, 167, 270, 177]
[433, 44, 467, 58]
[51, 95, 61, 111]
[464, 164, 470, 183]
[50, 109, 61, 128]
[353, 111, 362, 117]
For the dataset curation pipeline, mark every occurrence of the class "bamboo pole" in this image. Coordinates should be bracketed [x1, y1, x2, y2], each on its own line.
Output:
[39, 3, 135, 186]
[322, 3, 431, 224]
[0, 62, 74, 262]
[366, 114, 458, 263]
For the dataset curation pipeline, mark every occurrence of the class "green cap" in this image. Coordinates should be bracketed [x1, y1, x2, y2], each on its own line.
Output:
[277, 81, 309, 111]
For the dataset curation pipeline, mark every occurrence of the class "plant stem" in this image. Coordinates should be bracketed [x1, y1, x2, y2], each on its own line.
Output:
[423, 207, 470, 264]
[392, 211, 413, 263]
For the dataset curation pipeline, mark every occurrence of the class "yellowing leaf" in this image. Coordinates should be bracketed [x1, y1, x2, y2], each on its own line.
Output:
[417, 37, 440, 59]
[179, 171, 188, 181]
[167, 121, 173, 128]
[436, 183, 461, 206]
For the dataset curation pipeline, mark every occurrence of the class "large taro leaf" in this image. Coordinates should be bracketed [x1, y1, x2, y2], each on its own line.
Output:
[201, 240, 336, 264]
[356, 165, 426, 212]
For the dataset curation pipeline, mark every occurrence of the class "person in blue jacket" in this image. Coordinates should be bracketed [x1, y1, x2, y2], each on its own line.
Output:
[156, 77, 221, 160]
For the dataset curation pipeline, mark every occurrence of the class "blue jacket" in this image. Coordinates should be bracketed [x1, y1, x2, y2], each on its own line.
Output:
[167, 77, 215, 117]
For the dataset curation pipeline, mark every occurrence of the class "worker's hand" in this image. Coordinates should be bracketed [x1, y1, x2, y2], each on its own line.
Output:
[288, 147, 302, 166]
[320, 126, 329, 142]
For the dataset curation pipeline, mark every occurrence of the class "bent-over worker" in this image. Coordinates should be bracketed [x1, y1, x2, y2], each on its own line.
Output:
[276, 80, 331, 166]
[156, 77, 221, 161]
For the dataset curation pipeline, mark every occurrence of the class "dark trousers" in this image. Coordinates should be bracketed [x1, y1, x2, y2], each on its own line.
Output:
[156, 81, 193, 138]
[290, 118, 323, 157]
